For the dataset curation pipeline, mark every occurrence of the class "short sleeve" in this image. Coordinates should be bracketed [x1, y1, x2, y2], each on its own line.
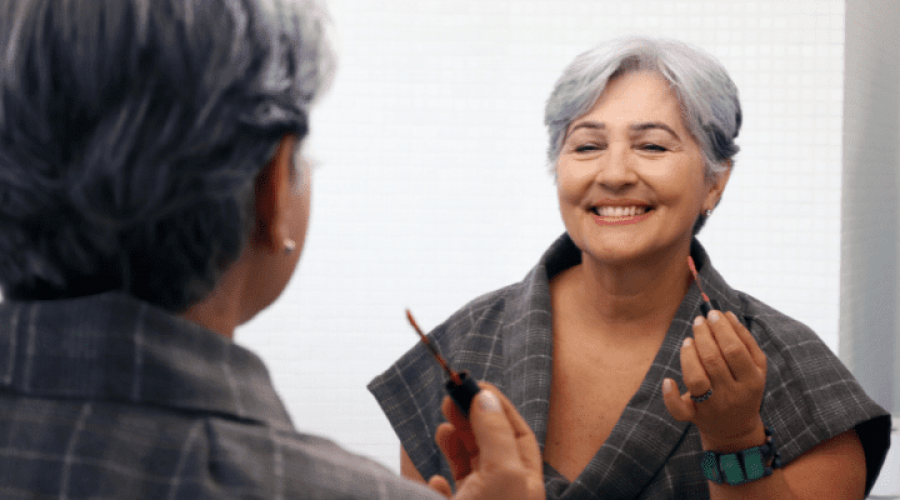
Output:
[746, 295, 891, 494]
[368, 332, 454, 482]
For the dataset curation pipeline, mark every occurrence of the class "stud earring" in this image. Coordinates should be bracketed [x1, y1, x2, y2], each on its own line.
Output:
[705, 209, 713, 217]
[284, 238, 296, 255]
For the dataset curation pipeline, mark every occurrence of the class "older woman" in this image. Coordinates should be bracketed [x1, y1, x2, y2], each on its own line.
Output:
[0, 0, 544, 498]
[369, 38, 891, 499]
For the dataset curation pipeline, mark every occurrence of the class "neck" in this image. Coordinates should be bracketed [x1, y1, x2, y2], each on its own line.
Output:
[180, 258, 252, 340]
[181, 285, 240, 339]
[562, 238, 694, 337]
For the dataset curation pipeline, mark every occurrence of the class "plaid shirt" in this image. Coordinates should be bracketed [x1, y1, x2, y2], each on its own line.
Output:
[0, 292, 440, 500]
[369, 233, 891, 499]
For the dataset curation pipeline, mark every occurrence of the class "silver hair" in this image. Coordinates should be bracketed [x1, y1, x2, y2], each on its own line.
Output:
[0, 0, 335, 311]
[544, 37, 741, 234]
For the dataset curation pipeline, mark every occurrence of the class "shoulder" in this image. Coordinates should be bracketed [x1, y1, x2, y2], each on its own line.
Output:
[429, 280, 527, 352]
[261, 425, 442, 499]
[735, 292, 835, 367]
[367, 278, 533, 483]
[0, 395, 440, 500]
[736, 291, 862, 402]
[733, 292, 890, 474]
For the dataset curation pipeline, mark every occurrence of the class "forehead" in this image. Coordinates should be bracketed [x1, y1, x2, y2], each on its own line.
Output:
[573, 70, 687, 131]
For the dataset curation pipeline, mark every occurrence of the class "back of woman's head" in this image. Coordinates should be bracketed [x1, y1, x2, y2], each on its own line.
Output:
[0, 0, 334, 311]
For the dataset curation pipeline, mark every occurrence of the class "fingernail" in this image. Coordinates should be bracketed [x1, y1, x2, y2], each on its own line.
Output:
[477, 391, 501, 413]
[662, 379, 673, 394]
[683, 337, 693, 348]
[707, 311, 719, 323]
[693, 315, 705, 326]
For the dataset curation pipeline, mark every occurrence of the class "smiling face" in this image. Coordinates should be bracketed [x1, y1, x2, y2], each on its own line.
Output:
[556, 70, 730, 266]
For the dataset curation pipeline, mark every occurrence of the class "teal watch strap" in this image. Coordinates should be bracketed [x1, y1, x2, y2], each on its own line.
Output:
[700, 426, 782, 486]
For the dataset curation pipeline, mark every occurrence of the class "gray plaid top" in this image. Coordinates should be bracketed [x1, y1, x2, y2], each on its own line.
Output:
[369, 234, 891, 500]
[0, 292, 441, 500]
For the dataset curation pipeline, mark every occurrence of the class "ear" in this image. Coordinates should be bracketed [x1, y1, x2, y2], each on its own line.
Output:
[253, 134, 296, 253]
[705, 160, 732, 210]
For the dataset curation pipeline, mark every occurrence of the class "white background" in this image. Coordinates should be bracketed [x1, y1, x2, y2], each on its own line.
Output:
[238, 0, 846, 472]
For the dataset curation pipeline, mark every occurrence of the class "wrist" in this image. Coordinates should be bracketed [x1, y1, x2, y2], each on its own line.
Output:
[700, 418, 767, 453]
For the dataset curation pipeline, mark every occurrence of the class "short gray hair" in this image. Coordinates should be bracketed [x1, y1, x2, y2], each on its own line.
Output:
[0, 0, 335, 311]
[544, 37, 741, 234]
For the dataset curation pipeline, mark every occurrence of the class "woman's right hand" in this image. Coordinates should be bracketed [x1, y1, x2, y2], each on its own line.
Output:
[426, 382, 545, 500]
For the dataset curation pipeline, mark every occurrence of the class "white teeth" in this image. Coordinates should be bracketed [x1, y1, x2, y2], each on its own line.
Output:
[594, 206, 649, 217]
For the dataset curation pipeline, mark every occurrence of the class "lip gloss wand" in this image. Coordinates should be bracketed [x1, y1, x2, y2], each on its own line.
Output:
[406, 309, 481, 417]
[688, 256, 715, 317]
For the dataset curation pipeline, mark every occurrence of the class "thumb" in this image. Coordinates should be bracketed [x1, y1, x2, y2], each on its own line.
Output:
[427, 475, 452, 498]
[467, 389, 519, 469]
[662, 378, 693, 422]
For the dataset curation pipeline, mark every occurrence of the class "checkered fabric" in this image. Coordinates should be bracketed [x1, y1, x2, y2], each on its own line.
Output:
[369, 233, 891, 499]
[0, 292, 440, 499]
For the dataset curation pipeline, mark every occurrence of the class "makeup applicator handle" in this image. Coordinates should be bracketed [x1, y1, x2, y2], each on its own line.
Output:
[446, 371, 481, 418]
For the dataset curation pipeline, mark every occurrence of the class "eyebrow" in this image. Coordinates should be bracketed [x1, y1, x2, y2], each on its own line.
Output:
[568, 121, 681, 140]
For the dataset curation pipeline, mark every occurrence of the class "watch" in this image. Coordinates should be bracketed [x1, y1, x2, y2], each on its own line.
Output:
[700, 426, 783, 486]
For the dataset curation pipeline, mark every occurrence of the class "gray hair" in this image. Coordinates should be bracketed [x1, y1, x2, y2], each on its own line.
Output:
[0, 0, 335, 311]
[545, 37, 741, 234]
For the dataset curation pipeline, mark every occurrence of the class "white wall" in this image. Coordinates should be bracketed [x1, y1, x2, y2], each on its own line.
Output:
[842, 1, 900, 496]
[237, 0, 847, 471]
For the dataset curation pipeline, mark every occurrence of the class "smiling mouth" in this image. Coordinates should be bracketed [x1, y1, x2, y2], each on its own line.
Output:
[591, 206, 654, 217]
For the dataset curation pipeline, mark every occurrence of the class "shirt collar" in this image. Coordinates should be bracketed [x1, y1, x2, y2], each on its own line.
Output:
[0, 292, 294, 431]
[502, 232, 744, 455]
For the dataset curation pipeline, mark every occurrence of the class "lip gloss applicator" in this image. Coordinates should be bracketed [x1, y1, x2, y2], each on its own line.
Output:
[688, 256, 717, 317]
[406, 309, 481, 417]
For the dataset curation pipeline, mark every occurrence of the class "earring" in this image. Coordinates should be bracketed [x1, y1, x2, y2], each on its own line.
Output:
[284, 238, 296, 255]
[705, 209, 713, 217]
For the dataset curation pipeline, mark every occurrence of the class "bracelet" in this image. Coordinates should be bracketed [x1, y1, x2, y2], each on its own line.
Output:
[700, 426, 783, 486]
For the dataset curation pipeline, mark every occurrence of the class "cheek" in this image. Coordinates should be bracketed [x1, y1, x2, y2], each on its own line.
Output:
[555, 162, 591, 205]
[648, 161, 707, 207]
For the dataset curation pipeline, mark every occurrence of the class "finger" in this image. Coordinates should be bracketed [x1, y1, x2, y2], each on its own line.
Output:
[706, 310, 758, 381]
[466, 388, 522, 471]
[477, 382, 542, 474]
[441, 395, 477, 457]
[435, 422, 473, 482]
[680, 337, 712, 400]
[662, 378, 693, 422]
[427, 475, 453, 499]
[727, 311, 767, 370]
[691, 315, 733, 383]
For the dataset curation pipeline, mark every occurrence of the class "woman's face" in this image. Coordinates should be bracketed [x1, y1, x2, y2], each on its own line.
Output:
[556, 70, 728, 266]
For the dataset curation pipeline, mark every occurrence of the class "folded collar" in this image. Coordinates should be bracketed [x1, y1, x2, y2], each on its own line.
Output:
[0, 292, 293, 431]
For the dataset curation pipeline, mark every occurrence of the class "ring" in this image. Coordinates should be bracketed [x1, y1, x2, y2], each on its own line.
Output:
[691, 388, 713, 403]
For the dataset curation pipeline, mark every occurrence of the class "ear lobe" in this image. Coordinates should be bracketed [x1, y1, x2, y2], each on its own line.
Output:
[253, 134, 297, 252]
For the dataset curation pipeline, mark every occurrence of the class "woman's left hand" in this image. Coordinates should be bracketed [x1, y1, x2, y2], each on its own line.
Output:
[662, 310, 768, 451]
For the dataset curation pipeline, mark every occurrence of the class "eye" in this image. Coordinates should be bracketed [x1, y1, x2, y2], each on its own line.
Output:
[640, 143, 667, 152]
[574, 142, 605, 153]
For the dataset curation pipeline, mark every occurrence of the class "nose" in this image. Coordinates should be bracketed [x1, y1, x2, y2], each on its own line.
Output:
[593, 142, 639, 193]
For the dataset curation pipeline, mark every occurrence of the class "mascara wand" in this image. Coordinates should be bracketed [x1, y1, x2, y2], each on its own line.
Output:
[406, 309, 481, 417]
